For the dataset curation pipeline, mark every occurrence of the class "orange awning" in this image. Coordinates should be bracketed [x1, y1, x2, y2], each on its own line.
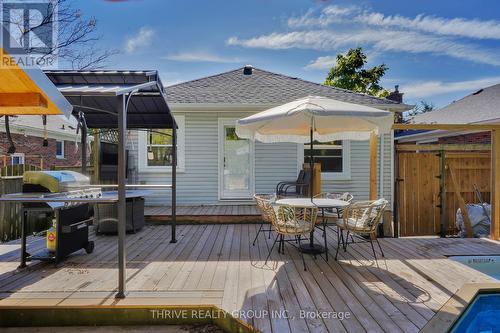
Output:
[0, 26, 72, 117]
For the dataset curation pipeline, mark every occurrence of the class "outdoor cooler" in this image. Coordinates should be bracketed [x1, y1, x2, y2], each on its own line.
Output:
[21, 171, 97, 265]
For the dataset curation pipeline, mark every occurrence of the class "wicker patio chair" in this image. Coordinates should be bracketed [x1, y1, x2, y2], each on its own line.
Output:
[265, 204, 318, 271]
[314, 192, 354, 218]
[313, 192, 354, 261]
[252, 194, 277, 246]
[335, 199, 388, 261]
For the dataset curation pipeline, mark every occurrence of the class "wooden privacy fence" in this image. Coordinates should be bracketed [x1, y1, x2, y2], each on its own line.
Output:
[0, 176, 23, 242]
[0, 164, 51, 242]
[396, 144, 491, 237]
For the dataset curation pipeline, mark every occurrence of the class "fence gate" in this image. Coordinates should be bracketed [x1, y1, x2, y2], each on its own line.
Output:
[397, 152, 440, 236]
[396, 145, 491, 237]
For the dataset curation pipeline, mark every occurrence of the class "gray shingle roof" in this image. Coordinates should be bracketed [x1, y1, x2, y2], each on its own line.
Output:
[411, 83, 500, 124]
[165, 67, 406, 108]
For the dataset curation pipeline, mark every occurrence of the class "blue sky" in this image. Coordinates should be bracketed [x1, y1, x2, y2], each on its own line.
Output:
[73, 0, 500, 108]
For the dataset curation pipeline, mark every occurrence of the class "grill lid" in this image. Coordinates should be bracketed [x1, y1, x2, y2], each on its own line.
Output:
[23, 171, 90, 193]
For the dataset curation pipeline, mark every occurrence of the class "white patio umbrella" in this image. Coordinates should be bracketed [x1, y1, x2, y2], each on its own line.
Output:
[236, 95, 394, 198]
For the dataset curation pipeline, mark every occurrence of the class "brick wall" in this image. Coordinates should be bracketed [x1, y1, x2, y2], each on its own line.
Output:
[437, 131, 491, 144]
[0, 132, 82, 169]
[398, 132, 491, 145]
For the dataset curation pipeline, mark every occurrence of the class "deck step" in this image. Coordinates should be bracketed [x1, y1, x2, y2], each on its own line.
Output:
[0, 290, 224, 306]
[145, 205, 261, 223]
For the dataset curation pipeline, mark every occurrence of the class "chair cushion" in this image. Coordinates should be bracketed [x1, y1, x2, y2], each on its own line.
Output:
[276, 219, 312, 233]
[369, 199, 388, 219]
[336, 216, 370, 230]
[272, 205, 314, 234]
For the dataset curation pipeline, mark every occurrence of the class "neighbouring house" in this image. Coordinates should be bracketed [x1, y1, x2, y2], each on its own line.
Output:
[0, 115, 82, 169]
[126, 66, 411, 209]
[397, 83, 500, 145]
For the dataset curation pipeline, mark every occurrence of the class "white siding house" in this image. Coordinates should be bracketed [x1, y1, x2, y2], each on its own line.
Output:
[126, 66, 410, 207]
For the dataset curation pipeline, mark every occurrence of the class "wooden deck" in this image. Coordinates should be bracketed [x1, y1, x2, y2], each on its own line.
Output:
[145, 205, 261, 223]
[1, 224, 500, 332]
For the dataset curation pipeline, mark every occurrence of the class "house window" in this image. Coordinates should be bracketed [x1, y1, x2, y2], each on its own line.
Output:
[146, 129, 173, 166]
[56, 140, 64, 159]
[11, 153, 25, 165]
[138, 115, 185, 172]
[304, 140, 350, 179]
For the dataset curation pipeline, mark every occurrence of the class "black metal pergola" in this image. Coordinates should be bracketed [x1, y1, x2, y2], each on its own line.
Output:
[45, 70, 177, 298]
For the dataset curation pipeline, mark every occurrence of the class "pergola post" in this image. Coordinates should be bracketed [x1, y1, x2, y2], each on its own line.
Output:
[491, 129, 500, 240]
[370, 133, 378, 200]
[170, 122, 177, 243]
[115, 94, 127, 298]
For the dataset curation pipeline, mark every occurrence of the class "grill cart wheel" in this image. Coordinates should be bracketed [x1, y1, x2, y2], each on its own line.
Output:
[85, 241, 95, 254]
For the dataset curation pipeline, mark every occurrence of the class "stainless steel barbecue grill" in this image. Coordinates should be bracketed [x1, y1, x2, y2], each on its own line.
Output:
[2, 171, 100, 266]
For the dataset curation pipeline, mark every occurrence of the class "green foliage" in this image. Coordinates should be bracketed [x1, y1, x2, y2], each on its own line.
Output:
[324, 48, 389, 98]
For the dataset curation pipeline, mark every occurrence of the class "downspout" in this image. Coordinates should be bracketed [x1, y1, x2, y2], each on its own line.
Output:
[390, 131, 395, 208]
[171, 121, 177, 243]
[379, 134, 385, 237]
[380, 135, 384, 199]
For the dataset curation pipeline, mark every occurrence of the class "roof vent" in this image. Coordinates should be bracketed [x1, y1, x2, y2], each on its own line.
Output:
[243, 65, 253, 75]
[472, 89, 483, 95]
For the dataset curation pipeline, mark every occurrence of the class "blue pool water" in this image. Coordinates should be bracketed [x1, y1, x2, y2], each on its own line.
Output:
[452, 294, 500, 333]
[449, 256, 500, 280]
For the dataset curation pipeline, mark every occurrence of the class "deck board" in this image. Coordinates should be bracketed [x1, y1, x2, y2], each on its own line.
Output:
[1, 224, 500, 332]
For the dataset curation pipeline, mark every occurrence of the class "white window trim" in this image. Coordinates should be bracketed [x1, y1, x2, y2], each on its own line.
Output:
[11, 153, 25, 165]
[299, 140, 351, 181]
[138, 115, 185, 173]
[56, 140, 65, 159]
[322, 140, 351, 180]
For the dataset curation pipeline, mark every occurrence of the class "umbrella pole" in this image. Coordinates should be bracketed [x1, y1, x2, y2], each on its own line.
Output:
[300, 125, 325, 255]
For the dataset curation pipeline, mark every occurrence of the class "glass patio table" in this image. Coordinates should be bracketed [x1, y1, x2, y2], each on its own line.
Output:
[275, 198, 350, 255]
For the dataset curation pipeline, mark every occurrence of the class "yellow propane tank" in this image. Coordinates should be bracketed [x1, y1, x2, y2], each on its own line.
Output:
[46, 218, 57, 252]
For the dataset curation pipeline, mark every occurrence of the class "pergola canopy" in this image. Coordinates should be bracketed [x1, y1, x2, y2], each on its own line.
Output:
[44, 70, 175, 129]
[45, 70, 178, 298]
